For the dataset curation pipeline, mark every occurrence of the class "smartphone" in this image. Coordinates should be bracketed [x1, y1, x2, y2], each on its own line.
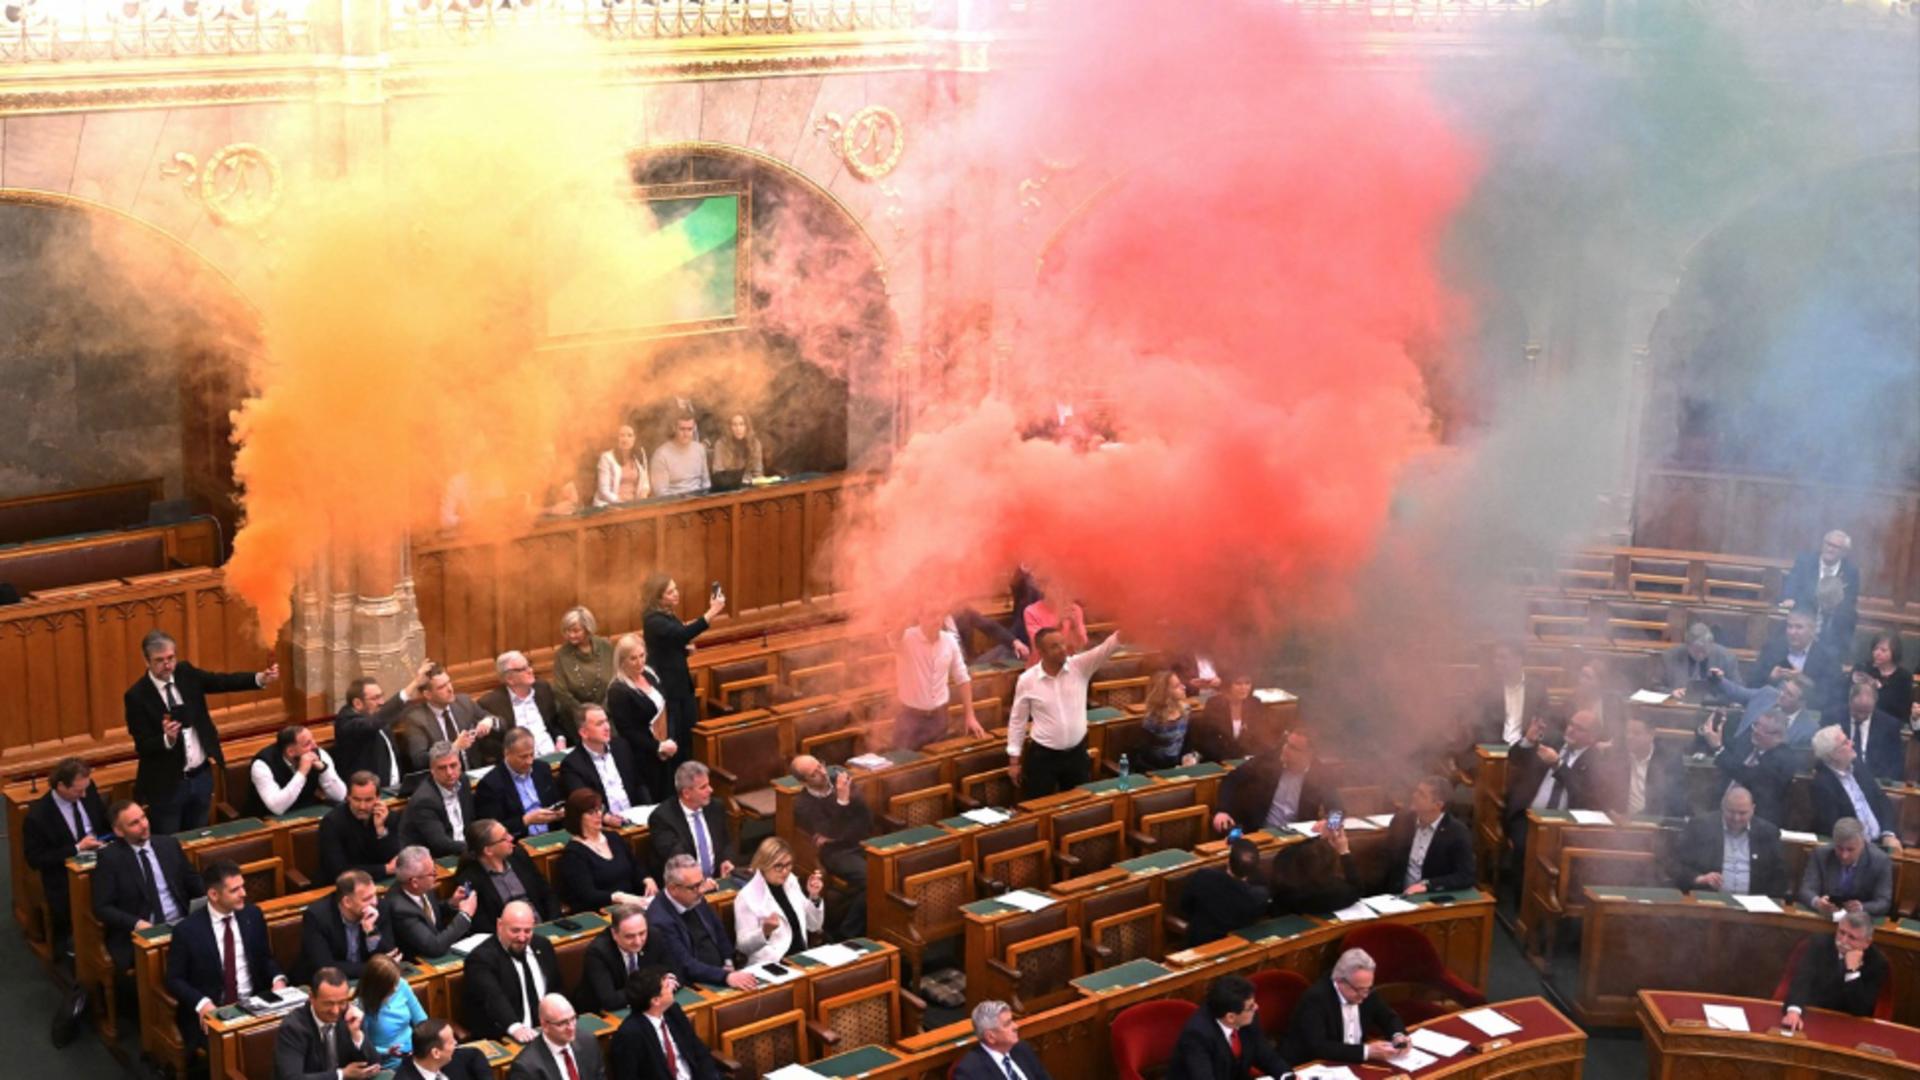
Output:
[710, 581, 724, 600]
[1326, 810, 1345, 833]
[254, 988, 282, 1005]
[553, 917, 583, 932]
[453, 883, 471, 899]
[764, 962, 790, 976]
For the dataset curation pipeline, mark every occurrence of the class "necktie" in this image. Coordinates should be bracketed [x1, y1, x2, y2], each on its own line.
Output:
[1838, 863, 1855, 893]
[346, 920, 362, 964]
[626, 950, 638, 975]
[1228, 1027, 1241, 1060]
[662, 1021, 679, 1076]
[441, 708, 459, 744]
[66, 801, 84, 843]
[515, 951, 539, 1028]
[221, 916, 240, 1005]
[692, 811, 713, 877]
[559, 1046, 582, 1080]
[419, 892, 437, 930]
[165, 682, 180, 710]
[321, 1022, 338, 1069]
[138, 848, 165, 922]
[1003, 1054, 1020, 1080]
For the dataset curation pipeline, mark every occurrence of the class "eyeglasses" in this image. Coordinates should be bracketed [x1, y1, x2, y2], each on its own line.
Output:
[771, 860, 794, 871]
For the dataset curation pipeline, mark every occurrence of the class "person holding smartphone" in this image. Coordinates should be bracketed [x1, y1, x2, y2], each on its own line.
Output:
[640, 573, 725, 774]
[734, 837, 825, 968]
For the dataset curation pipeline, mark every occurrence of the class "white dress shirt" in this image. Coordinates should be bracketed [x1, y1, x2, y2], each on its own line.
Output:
[152, 673, 206, 769]
[1530, 746, 1584, 810]
[1007, 633, 1123, 757]
[895, 627, 970, 712]
[1406, 818, 1438, 888]
[646, 1012, 693, 1080]
[197, 908, 256, 1012]
[437, 782, 466, 835]
[250, 749, 348, 814]
[588, 746, 632, 813]
[509, 688, 557, 755]
[509, 947, 547, 1027]
[1501, 680, 1527, 745]
[1627, 750, 1653, 817]
[1339, 989, 1362, 1044]
[131, 841, 183, 922]
[987, 1045, 1028, 1079]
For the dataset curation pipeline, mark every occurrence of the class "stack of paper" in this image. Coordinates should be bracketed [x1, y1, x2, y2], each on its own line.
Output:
[1252, 688, 1297, 704]
[794, 943, 862, 968]
[1780, 829, 1819, 844]
[1702, 1004, 1751, 1031]
[962, 807, 1012, 826]
[1292, 1067, 1359, 1080]
[1331, 902, 1378, 923]
[621, 805, 655, 826]
[999, 889, 1056, 912]
[1385, 1047, 1439, 1071]
[1732, 895, 1784, 914]
[1629, 689, 1673, 705]
[1341, 816, 1385, 832]
[1408, 1028, 1470, 1057]
[466, 765, 496, 783]
[1569, 810, 1613, 825]
[1459, 1008, 1522, 1037]
[1287, 820, 1324, 836]
[766, 1066, 830, 1080]
[847, 753, 892, 770]
[449, 933, 490, 956]
[1361, 895, 1419, 916]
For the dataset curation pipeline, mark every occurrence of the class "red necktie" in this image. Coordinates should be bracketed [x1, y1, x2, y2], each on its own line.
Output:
[221, 915, 240, 1005]
[662, 1021, 679, 1076]
[1228, 1027, 1241, 1060]
[559, 1046, 582, 1080]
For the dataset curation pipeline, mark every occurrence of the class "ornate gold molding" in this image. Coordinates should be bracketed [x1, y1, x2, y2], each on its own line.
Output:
[815, 104, 906, 181]
[160, 143, 285, 235]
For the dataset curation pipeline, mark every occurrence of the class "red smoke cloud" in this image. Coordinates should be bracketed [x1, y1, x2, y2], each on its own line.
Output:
[838, 0, 1480, 658]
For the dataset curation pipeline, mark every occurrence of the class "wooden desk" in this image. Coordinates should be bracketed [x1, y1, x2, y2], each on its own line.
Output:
[1471, 745, 1508, 892]
[1233, 889, 1496, 996]
[1292, 997, 1587, 1079]
[1638, 990, 1920, 1078]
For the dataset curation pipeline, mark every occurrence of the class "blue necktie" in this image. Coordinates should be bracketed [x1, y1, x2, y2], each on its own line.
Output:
[692, 811, 713, 876]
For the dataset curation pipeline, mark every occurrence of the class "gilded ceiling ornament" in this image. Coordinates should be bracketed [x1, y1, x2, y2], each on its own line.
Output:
[815, 105, 905, 181]
[160, 142, 284, 234]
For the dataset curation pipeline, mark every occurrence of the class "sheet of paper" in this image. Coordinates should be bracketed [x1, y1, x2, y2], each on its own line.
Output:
[465, 765, 496, 783]
[765, 1066, 830, 1080]
[1408, 1027, 1471, 1057]
[1360, 813, 1395, 828]
[795, 943, 861, 968]
[1252, 688, 1297, 704]
[1288, 820, 1324, 835]
[620, 804, 655, 826]
[449, 933, 490, 956]
[1385, 1047, 1439, 1071]
[748, 962, 803, 985]
[1732, 894, 1783, 914]
[1569, 810, 1613, 825]
[1341, 816, 1384, 832]
[962, 807, 1012, 825]
[1331, 902, 1378, 922]
[1291, 1067, 1360, 1080]
[1361, 894, 1419, 916]
[847, 753, 891, 770]
[1630, 689, 1673, 705]
[1780, 829, 1818, 844]
[999, 889, 1056, 912]
[1703, 1004, 1751, 1032]
[1459, 1008, 1522, 1037]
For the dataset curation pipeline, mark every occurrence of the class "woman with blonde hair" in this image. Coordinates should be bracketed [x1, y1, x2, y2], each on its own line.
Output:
[593, 423, 650, 507]
[711, 412, 767, 480]
[608, 632, 673, 799]
[552, 606, 615, 726]
[733, 836, 825, 967]
[1139, 669, 1197, 771]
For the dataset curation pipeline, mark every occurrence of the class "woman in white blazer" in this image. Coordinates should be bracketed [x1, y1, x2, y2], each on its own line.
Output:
[733, 836, 825, 967]
[593, 423, 650, 507]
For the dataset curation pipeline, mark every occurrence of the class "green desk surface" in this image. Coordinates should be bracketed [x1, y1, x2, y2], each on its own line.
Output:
[1408, 888, 1486, 906]
[1080, 774, 1155, 795]
[575, 1012, 616, 1036]
[471, 1039, 514, 1063]
[1149, 761, 1227, 781]
[521, 829, 574, 851]
[790, 938, 884, 969]
[1897, 918, 1920, 934]
[181, 817, 265, 842]
[883, 749, 926, 766]
[1528, 809, 1574, 822]
[772, 776, 803, 791]
[1087, 707, 1125, 724]
[1073, 958, 1173, 993]
[1476, 743, 1511, 755]
[270, 804, 333, 823]
[810, 1043, 902, 1076]
[1688, 891, 1741, 909]
[1116, 849, 1197, 874]
[1585, 886, 1687, 903]
[536, 751, 568, 766]
[1235, 915, 1318, 942]
[135, 922, 175, 942]
[869, 824, 947, 849]
[961, 897, 1019, 917]
[535, 911, 609, 939]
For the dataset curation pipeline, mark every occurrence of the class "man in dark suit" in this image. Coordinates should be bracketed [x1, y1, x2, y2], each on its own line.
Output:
[609, 966, 721, 1080]
[93, 799, 203, 972]
[462, 900, 564, 1043]
[953, 999, 1053, 1080]
[1280, 948, 1408, 1066]
[1189, 674, 1277, 763]
[475, 728, 564, 840]
[1781, 530, 1860, 632]
[296, 870, 396, 985]
[454, 819, 560, 935]
[395, 1019, 493, 1080]
[1810, 725, 1904, 854]
[1838, 679, 1904, 782]
[1470, 641, 1550, 751]
[574, 903, 668, 1013]
[1708, 709, 1797, 828]
[22, 756, 111, 946]
[647, 855, 757, 990]
[334, 665, 426, 791]
[478, 651, 574, 761]
[1380, 775, 1476, 894]
[273, 966, 378, 1080]
[1504, 710, 1619, 853]
[164, 859, 288, 1049]
[1797, 818, 1894, 917]
[319, 772, 403, 881]
[1166, 974, 1291, 1080]
[1750, 611, 1843, 713]
[1651, 624, 1744, 704]
[647, 761, 738, 881]
[505, 993, 606, 1080]
[397, 665, 496, 773]
[1180, 838, 1271, 946]
[558, 707, 651, 817]
[1669, 786, 1788, 896]
[124, 628, 278, 833]
[399, 742, 477, 858]
[382, 844, 479, 960]
[1781, 911, 1887, 1030]
[1613, 715, 1692, 820]
[1212, 729, 1342, 836]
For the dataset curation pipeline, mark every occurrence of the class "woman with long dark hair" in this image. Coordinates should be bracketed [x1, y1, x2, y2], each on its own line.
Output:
[640, 573, 725, 775]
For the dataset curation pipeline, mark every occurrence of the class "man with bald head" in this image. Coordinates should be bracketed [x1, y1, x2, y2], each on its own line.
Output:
[790, 753, 875, 937]
[1503, 709, 1619, 854]
[504, 994, 605, 1080]
[463, 900, 564, 1043]
[1670, 785, 1787, 896]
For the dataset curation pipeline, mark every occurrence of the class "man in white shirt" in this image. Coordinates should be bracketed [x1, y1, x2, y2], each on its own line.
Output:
[249, 724, 349, 817]
[1007, 625, 1123, 798]
[479, 651, 568, 757]
[893, 611, 985, 750]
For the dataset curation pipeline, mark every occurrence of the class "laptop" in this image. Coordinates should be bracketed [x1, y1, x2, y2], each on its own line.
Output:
[709, 469, 747, 493]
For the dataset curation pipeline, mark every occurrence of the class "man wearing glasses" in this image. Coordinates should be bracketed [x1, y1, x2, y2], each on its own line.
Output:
[480, 651, 572, 759]
[505, 994, 606, 1080]
[1281, 948, 1408, 1065]
[645, 855, 757, 991]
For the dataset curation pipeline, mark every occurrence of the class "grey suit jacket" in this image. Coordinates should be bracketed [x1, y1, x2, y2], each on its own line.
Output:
[1796, 842, 1894, 917]
[505, 1033, 605, 1080]
[397, 695, 492, 772]
[1653, 643, 1742, 695]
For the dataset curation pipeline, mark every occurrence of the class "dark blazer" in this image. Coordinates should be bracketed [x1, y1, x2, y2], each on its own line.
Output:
[124, 663, 260, 803]
[332, 691, 412, 788]
[1864, 666, 1913, 734]
[1474, 677, 1551, 748]
[1796, 843, 1894, 917]
[397, 694, 491, 773]
[1669, 815, 1788, 896]
[608, 679, 672, 798]
[609, 1005, 720, 1080]
[1750, 632, 1842, 705]
[1839, 709, 1904, 784]
[477, 680, 574, 764]
[1164, 1008, 1290, 1080]
[1179, 867, 1269, 946]
[1503, 742, 1619, 831]
[1784, 936, 1886, 1017]
[1280, 975, 1405, 1065]
[1652, 643, 1744, 700]
[462, 935, 564, 1040]
[473, 761, 562, 841]
[641, 611, 707, 705]
[1811, 762, 1898, 840]
[274, 1002, 374, 1080]
[647, 798, 737, 879]
[399, 775, 477, 859]
[1611, 746, 1693, 820]
[295, 896, 392, 984]
[1380, 811, 1476, 893]
[381, 888, 474, 961]
[573, 927, 669, 1014]
[645, 896, 734, 986]
[559, 740, 652, 813]
[1783, 555, 1860, 621]
[504, 1030, 605, 1080]
[317, 802, 402, 882]
[952, 1042, 1052, 1080]
[1713, 737, 1798, 829]
[394, 1046, 493, 1080]
[22, 787, 110, 915]
[1216, 755, 1342, 832]
[164, 903, 283, 1038]
[453, 849, 559, 935]
[1267, 844, 1364, 918]
[1189, 694, 1275, 763]
[557, 837, 646, 914]
[93, 836, 202, 971]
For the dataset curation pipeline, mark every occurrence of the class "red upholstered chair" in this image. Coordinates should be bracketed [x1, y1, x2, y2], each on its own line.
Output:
[1250, 969, 1310, 1043]
[1112, 999, 1197, 1080]
[1771, 936, 1894, 1021]
[1340, 923, 1486, 1023]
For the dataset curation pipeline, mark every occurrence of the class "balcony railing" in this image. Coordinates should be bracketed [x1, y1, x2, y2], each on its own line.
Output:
[388, 0, 931, 50]
[0, 0, 313, 63]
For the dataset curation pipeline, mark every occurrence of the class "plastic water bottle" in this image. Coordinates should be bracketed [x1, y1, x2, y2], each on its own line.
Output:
[1117, 753, 1131, 778]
